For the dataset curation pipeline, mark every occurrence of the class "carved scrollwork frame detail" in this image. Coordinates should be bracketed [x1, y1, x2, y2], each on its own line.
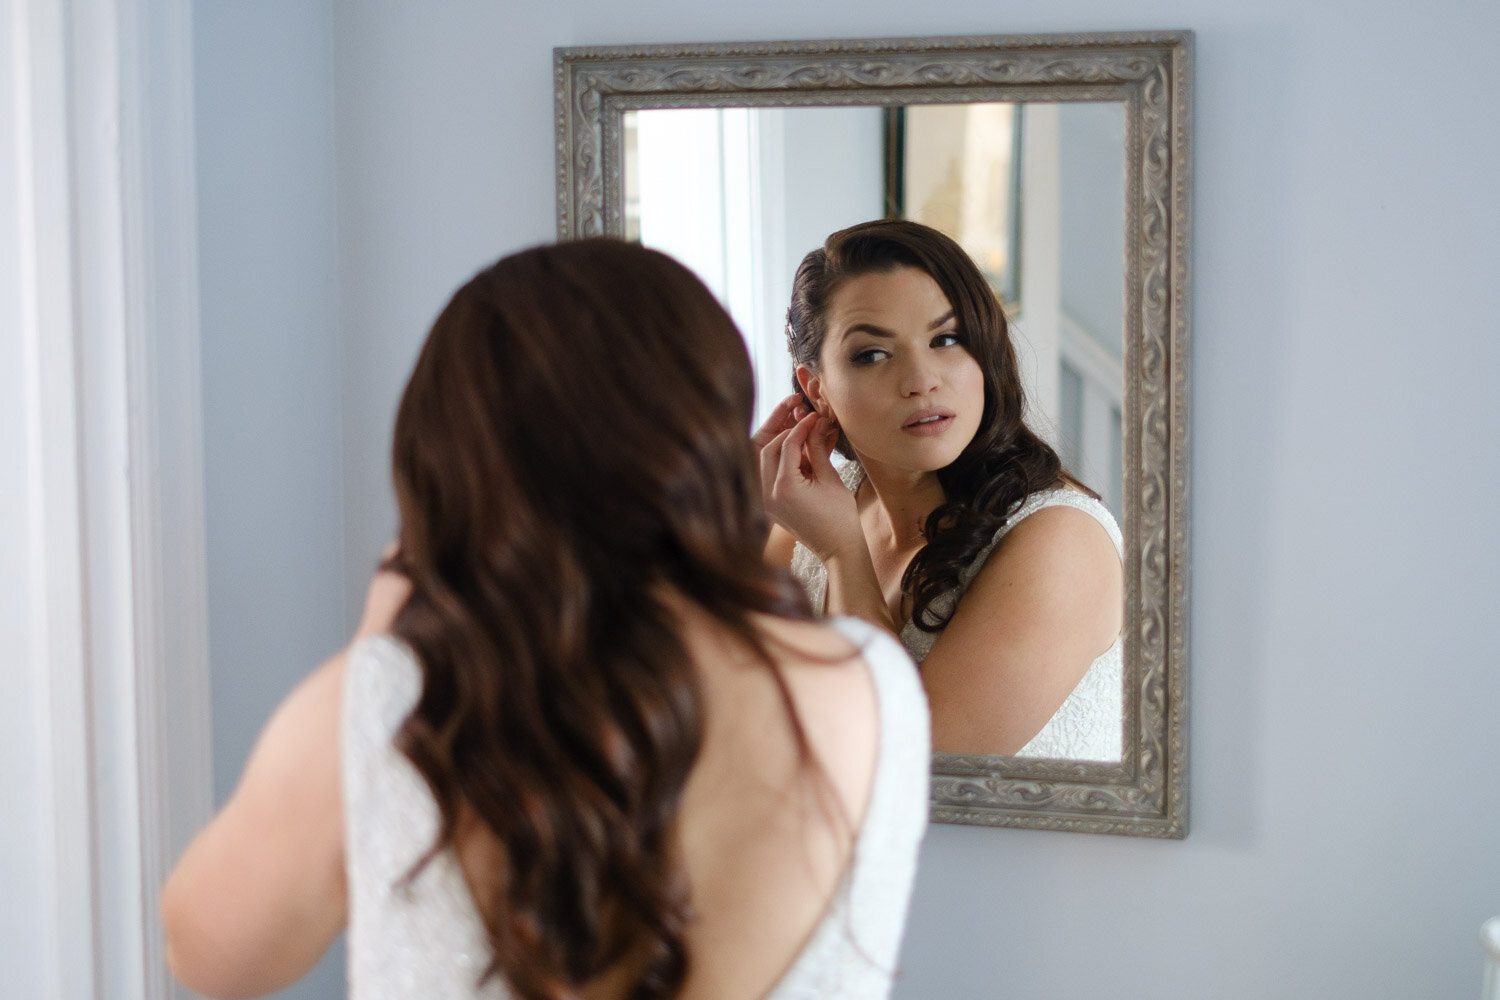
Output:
[556, 31, 1191, 838]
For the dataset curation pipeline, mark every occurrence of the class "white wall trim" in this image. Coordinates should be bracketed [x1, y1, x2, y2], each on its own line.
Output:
[1016, 102, 1061, 442]
[130, 2, 214, 997]
[6, 0, 211, 996]
[13, 3, 108, 994]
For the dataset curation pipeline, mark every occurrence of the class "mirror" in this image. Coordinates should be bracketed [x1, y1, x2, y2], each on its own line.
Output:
[556, 32, 1191, 838]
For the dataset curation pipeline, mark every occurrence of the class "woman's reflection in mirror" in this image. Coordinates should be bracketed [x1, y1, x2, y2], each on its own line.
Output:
[756, 219, 1124, 760]
[161, 240, 929, 1000]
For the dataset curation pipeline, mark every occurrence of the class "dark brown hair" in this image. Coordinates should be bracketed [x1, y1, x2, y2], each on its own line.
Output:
[787, 218, 1090, 632]
[386, 239, 814, 999]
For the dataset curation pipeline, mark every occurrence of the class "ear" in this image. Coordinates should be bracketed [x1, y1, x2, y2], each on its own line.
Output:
[795, 365, 834, 421]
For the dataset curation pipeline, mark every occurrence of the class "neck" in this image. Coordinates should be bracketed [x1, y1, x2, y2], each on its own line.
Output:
[856, 458, 946, 549]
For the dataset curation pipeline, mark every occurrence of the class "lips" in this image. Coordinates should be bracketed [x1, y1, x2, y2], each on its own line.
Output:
[901, 407, 956, 436]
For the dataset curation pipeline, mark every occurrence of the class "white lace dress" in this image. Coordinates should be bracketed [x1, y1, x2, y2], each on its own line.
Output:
[790, 463, 1123, 761]
[342, 617, 929, 1000]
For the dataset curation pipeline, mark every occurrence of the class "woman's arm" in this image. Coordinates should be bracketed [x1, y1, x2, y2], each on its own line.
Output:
[160, 654, 348, 998]
[818, 537, 896, 634]
[918, 506, 1123, 755]
[764, 523, 798, 568]
[161, 565, 411, 998]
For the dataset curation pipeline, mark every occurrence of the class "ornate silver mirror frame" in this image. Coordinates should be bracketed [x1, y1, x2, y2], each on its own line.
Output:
[555, 31, 1191, 838]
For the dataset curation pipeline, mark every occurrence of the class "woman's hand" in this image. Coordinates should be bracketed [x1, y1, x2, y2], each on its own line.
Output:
[759, 410, 862, 562]
[751, 393, 808, 457]
[353, 544, 412, 641]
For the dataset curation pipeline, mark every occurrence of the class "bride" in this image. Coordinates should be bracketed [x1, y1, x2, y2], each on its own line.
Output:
[757, 219, 1125, 760]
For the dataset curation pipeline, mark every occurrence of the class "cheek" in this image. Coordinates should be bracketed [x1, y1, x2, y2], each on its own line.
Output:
[816, 373, 860, 421]
[818, 378, 882, 448]
[951, 358, 988, 435]
[955, 356, 986, 400]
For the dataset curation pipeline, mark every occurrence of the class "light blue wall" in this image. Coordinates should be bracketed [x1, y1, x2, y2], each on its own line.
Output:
[1058, 101, 1125, 359]
[193, 0, 1500, 996]
[331, 2, 1500, 997]
[194, 2, 346, 996]
[778, 106, 887, 268]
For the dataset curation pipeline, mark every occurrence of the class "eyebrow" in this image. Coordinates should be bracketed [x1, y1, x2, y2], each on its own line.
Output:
[837, 310, 957, 343]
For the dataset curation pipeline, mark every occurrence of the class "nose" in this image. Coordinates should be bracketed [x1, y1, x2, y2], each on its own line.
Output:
[898, 354, 940, 398]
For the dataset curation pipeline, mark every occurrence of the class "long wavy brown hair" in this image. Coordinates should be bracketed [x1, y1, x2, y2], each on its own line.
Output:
[786, 218, 1095, 633]
[385, 240, 815, 999]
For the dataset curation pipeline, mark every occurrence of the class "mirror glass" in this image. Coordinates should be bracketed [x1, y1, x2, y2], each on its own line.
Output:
[624, 101, 1127, 762]
[557, 33, 1191, 837]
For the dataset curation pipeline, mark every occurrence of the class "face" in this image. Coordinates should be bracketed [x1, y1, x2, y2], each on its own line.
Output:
[799, 266, 985, 477]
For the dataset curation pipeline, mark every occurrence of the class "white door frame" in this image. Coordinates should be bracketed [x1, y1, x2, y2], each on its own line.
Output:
[4, 0, 211, 996]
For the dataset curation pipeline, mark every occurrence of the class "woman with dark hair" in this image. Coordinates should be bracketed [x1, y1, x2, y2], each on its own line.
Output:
[162, 240, 928, 1000]
[756, 219, 1123, 760]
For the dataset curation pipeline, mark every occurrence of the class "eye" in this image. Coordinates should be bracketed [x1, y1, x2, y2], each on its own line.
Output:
[850, 347, 891, 366]
[932, 331, 963, 348]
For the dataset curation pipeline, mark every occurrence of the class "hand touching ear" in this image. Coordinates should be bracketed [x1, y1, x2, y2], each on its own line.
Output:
[759, 410, 861, 563]
[353, 544, 412, 641]
[752, 393, 809, 458]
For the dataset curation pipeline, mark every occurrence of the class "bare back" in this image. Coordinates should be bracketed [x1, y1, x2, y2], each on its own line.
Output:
[163, 602, 924, 1000]
[658, 609, 880, 999]
[342, 604, 915, 1000]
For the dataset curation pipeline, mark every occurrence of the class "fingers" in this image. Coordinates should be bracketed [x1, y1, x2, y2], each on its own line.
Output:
[752, 393, 808, 449]
[805, 412, 840, 465]
[760, 411, 845, 532]
[758, 414, 807, 499]
[779, 411, 830, 487]
[758, 423, 796, 504]
[780, 409, 817, 455]
[759, 423, 807, 534]
[779, 392, 809, 424]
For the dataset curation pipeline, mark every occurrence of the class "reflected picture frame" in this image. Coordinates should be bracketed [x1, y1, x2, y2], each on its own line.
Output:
[884, 103, 1024, 306]
[555, 31, 1192, 838]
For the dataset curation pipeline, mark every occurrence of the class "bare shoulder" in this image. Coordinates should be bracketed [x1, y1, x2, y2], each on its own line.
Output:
[755, 614, 874, 705]
[955, 498, 1124, 653]
[992, 499, 1122, 584]
[918, 497, 1123, 754]
[760, 617, 880, 796]
[674, 604, 871, 723]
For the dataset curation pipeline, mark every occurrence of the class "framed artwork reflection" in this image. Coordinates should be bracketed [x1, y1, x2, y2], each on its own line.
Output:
[884, 103, 1024, 308]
